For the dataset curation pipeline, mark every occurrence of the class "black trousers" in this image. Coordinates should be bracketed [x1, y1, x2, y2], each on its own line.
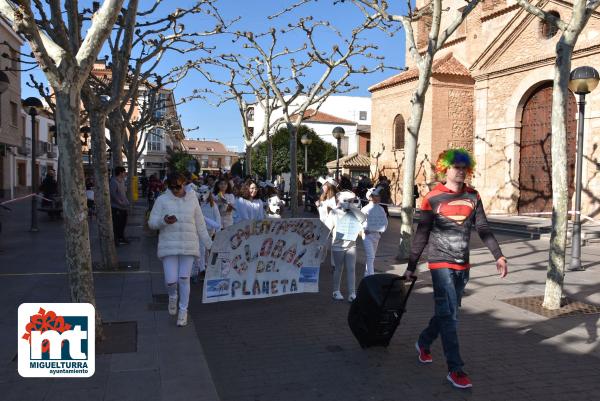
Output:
[112, 207, 128, 241]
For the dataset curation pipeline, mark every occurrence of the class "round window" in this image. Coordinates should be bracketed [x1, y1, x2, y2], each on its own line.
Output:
[540, 11, 560, 39]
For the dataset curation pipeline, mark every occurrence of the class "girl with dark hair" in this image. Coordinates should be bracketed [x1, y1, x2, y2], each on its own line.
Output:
[213, 178, 235, 228]
[244, 180, 265, 220]
[148, 173, 213, 326]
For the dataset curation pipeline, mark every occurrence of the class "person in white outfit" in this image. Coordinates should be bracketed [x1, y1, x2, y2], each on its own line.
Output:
[192, 185, 221, 282]
[148, 173, 213, 327]
[213, 179, 235, 228]
[246, 181, 265, 220]
[326, 191, 365, 302]
[317, 178, 338, 270]
[361, 187, 389, 277]
[234, 181, 265, 222]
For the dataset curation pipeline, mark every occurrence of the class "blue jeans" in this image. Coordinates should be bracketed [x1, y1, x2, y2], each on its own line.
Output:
[418, 268, 469, 372]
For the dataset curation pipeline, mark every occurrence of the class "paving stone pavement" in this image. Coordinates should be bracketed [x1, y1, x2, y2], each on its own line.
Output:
[189, 215, 600, 401]
[1, 200, 600, 401]
[0, 200, 219, 401]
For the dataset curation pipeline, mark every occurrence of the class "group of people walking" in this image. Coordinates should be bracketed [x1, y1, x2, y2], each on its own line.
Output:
[140, 147, 507, 390]
[316, 177, 389, 303]
[146, 171, 281, 326]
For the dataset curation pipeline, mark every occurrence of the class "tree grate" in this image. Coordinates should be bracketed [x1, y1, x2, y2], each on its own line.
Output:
[502, 295, 600, 318]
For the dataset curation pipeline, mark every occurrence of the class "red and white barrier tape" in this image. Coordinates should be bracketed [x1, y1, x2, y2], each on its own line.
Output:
[0, 193, 54, 206]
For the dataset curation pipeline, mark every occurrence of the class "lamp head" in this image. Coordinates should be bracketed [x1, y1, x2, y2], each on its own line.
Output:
[569, 66, 600, 95]
[23, 97, 43, 115]
[332, 126, 345, 140]
[300, 134, 312, 145]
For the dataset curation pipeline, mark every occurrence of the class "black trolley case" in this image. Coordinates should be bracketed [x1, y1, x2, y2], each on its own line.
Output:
[348, 273, 416, 348]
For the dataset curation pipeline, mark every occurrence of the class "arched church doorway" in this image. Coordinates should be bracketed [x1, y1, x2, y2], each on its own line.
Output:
[518, 82, 577, 214]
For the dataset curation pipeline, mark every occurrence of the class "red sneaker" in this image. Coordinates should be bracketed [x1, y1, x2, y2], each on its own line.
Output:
[415, 341, 432, 363]
[447, 371, 472, 389]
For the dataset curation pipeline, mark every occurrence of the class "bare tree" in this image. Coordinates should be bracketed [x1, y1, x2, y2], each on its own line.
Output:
[0, 0, 125, 331]
[350, 0, 483, 260]
[235, 15, 384, 215]
[80, 1, 140, 271]
[515, 0, 600, 309]
[189, 52, 286, 179]
[106, 0, 226, 199]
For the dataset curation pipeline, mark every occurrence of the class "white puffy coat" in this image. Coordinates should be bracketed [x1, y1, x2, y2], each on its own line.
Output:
[148, 189, 213, 259]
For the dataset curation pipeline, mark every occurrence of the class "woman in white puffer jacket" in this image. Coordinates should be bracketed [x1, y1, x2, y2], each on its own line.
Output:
[148, 173, 213, 327]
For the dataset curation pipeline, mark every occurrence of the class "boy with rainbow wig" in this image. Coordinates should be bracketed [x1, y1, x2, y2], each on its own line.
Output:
[403, 148, 508, 389]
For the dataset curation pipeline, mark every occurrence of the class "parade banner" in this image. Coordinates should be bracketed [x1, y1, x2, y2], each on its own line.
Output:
[202, 218, 330, 303]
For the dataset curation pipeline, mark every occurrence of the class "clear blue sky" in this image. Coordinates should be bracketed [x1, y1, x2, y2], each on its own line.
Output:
[21, 0, 408, 151]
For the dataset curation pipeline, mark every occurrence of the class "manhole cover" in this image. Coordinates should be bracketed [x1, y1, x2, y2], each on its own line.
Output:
[502, 295, 600, 318]
[97, 321, 137, 354]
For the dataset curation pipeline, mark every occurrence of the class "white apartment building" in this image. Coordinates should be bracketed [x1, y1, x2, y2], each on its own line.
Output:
[247, 95, 371, 156]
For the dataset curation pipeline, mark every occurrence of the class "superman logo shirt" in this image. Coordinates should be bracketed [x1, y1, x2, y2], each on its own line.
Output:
[407, 183, 504, 271]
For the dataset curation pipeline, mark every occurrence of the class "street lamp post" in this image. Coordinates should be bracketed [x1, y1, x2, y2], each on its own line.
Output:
[568, 66, 599, 271]
[23, 97, 44, 232]
[332, 126, 345, 181]
[300, 133, 312, 174]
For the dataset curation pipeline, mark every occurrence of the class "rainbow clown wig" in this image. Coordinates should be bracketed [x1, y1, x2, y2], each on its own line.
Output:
[435, 148, 476, 178]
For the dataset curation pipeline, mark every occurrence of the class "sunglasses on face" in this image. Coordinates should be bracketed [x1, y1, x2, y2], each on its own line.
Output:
[169, 184, 183, 190]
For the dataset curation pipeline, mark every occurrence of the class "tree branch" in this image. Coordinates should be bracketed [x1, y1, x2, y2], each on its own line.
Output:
[515, 0, 569, 31]
[76, 0, 126, 86]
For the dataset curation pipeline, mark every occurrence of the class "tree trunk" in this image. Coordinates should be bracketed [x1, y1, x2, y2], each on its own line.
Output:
[245, 144, 252, 177]
[55, 90, 102, 332]
[108, 109, 124, 169]
[267, 132, 273, 181]
[397, 60, 433, 261]
[89, 111, 118, 270]
[126, 143, 137, 202]
[543, 38, 575, 310]
[287, 123, 298, 216]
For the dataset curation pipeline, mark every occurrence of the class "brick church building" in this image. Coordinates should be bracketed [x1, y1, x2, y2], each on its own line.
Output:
[369, 0, 600, 217]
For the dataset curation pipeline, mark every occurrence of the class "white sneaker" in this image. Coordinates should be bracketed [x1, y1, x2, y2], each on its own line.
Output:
[176, 310, 188, 327]
[168, 296, 177, 316]
[332, 291, 344, 301]
[348, 293, 357, 302]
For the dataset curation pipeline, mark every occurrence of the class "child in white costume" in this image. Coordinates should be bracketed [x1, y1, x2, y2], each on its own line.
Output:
[316, 177, 338, 270]
[192, 185, 221, 280]
[361, 187, 388, 277]
[326, 191, 365, 302]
